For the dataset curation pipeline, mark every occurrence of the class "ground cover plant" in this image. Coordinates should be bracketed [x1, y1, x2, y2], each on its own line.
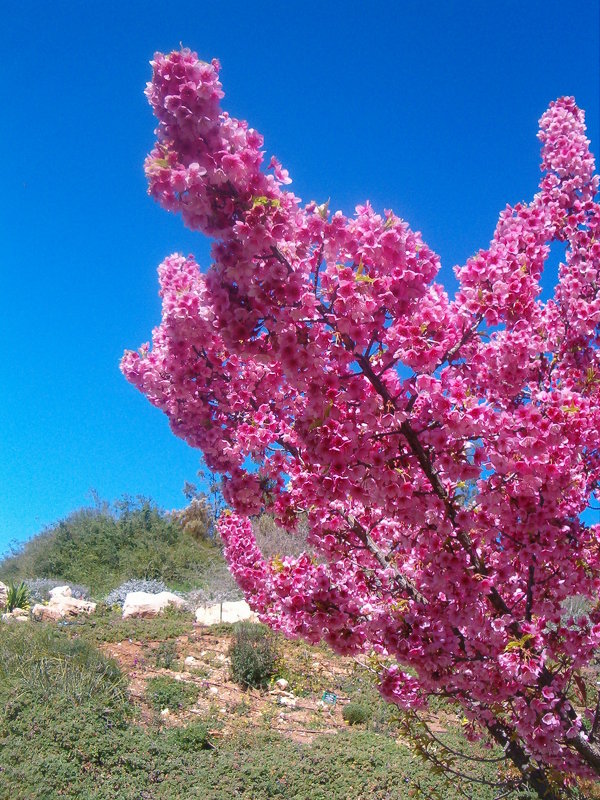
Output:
[71, 603, 196, 644]
[0, 620, 548, 800]
[122, 48, 600, 797]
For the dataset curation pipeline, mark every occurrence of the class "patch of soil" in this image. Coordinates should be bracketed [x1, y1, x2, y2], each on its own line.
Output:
[100, 624, 351, 742]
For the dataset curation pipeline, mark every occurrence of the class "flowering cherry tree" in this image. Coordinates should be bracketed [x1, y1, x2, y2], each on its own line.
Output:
[122, 49, 600, 796]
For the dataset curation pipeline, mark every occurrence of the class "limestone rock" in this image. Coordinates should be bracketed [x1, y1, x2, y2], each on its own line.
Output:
[49, 585, 72, 600]
[275, 678, 289, 691]
[278, 696, 297, 708]
[121, 591, 185, 619]
[194, 604, 222, 626]
[32, 593, 96, 622]
[2, 608, 30, 623]
[195, 600, 257, 626]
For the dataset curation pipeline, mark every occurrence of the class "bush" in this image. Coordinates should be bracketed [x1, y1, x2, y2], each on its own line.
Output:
[166, 720, 212, 751]
[229, 622, 280, 690]
[0, 497, 221, 597]
[5, 582, 30, 612]
[150, 640, 179, 670]
[146, 675, 198, 711]
[342, 702, 371, 726]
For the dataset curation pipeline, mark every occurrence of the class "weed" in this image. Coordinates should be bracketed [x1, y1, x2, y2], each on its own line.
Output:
[165, 719, 213, 751]
[150, 640, 179, 670]
[342, 702, 371, 726]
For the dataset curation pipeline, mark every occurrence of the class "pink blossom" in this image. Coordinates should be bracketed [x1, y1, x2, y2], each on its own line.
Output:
[123, 49, 600, 784]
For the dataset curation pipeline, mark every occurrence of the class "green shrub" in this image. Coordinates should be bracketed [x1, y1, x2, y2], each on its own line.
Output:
[0, 623, 129, 725]
[5, 581, 30, 612]
[0, 497, 221, 597]
[342, 702, 371, 726]
[75, 605, 195, 644]
[166, 720, 213, 751]
[151, 640, 179, 670]
[229, 622, 280, 690]
[146, 675, 198, 711]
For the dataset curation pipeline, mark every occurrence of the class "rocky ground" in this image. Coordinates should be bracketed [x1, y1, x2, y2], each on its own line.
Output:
[100, 625, 361, 743]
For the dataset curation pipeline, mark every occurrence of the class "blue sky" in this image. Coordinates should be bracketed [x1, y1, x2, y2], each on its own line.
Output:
[2, 1, 598, 554]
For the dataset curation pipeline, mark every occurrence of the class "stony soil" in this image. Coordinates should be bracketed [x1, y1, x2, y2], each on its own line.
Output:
[101, 625, 356, 743]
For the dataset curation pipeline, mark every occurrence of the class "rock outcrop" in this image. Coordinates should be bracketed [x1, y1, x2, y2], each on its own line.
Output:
[1, 607, 29, 623]
[31, 585, 96, 621]
[195, 599, 257, 625]
[122, 591, 186, 619]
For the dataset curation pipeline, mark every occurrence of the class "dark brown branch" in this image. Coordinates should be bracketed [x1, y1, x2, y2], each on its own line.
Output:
[590, 686, 600, 744]
[343, 513, 427, 605]
[525, 562, 535, 622]
[486, 721, 563, 800]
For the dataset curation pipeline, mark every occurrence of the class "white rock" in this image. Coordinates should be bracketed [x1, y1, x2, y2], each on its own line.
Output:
[195, 600, 258, 626]
[49, 585, 72, 600]
[221, 600, 257, 624]
[194, 604, 222, 625]
[1, 608, 29, 623]
[275, 678, 289, 691]
[160, 708, 170, 717]
[32, 595, 96, 622]
[278, 696, 297, 708]
[0, 581, 8, 609]
[184, 656, 198, 667]
[209, 686, 219, 695]
[122, 591, 185, 619]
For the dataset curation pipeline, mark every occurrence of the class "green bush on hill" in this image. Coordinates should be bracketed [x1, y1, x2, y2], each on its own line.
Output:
[0, 497, 225, 597]
[229, 622, 280, 690]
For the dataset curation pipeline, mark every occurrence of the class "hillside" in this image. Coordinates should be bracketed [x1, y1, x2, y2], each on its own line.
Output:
[0, 498, 237, 601]
[1, 502, 598, 799]
[0, 610, 547, 800]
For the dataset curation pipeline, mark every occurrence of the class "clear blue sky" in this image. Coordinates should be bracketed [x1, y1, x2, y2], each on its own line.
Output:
[2, 1, 598, 554]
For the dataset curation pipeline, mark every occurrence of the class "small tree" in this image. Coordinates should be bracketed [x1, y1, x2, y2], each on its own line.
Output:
[122, 49, 600, 797]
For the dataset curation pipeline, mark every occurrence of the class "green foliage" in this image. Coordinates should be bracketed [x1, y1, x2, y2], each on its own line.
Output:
[151, 640, 179, 670]
[166, 720, 213, 751]
[146, 675, 198, 711]
[5, 581, 30, 612]
[0, 497, 222, 597]
[342, 702, 371, 726]
[0, 622, 129, 723]
[73, 604, 195, 644]
[229, 622, 280, 690]
[0, 622, 561, 800]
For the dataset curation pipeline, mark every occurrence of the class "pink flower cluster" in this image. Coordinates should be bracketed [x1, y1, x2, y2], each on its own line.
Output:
[122, 49, 600, 781]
